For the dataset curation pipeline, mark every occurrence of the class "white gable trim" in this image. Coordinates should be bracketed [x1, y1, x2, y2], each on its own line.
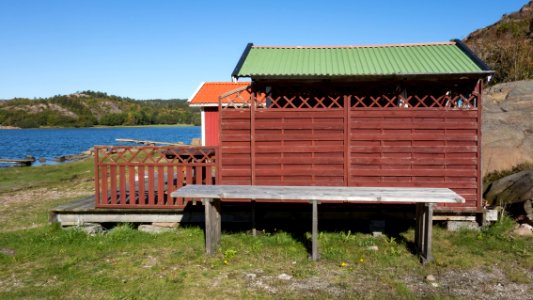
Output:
[188, 81, 205, 104]
[201, 109, 206, 146]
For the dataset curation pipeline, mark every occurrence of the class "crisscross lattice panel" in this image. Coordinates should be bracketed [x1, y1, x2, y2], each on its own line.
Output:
[94, 146, 218, 209]
[239, 80, 480, 110]
[348, 94, 478, 109]
[261, 84, 344, 109]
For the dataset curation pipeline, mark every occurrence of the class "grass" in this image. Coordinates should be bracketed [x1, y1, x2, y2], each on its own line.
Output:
[0, 161, 532, 299]
[0, 159, 93, 193]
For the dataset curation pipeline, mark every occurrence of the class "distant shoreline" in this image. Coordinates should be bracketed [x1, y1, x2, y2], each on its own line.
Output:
[0, 124, 198, 130]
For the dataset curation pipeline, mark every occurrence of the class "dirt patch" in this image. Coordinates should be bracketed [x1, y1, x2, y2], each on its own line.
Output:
[0, 184, 92, 232]
[405, 267, 532, 299]
[238, 266, 533, 299]
[0, 186, 91, 207]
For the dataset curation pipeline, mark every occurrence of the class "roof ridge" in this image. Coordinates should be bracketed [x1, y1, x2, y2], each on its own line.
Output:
[253, 42, 456, 49]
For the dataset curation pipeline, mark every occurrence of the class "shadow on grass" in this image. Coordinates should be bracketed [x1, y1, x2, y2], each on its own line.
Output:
[188, 202, 420, 258]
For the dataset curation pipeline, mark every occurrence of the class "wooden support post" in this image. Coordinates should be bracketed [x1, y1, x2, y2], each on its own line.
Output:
[311, 200, 319, 261]
[415, 203, 434, 264]
[415, 203, 422, 253]
[422, 203, 434, 264]
[251, 200, 257, 237]
[203, 198, 221, 255]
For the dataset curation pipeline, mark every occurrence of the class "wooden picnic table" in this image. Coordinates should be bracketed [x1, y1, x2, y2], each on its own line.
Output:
[171, 185, 465, 264]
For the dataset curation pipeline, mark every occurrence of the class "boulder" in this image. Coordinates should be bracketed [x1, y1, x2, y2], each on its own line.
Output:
[64, 223, 104, 236]
[513, 223, 533, 237]
[138, 224, 173, 234]
[152, 222, 179, 228]
[484, 170, 533, 206]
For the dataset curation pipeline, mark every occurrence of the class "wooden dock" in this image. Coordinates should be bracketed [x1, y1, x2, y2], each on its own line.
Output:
[50, 196, 200, 225]
[116, 138, 185, 146]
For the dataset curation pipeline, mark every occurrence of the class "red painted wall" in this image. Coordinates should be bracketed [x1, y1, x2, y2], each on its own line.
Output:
[219, 107, 482, 212]
[204, 107, 220, 146]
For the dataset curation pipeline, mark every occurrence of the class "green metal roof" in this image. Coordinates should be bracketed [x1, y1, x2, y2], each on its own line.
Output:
[232, 41, 493, 79]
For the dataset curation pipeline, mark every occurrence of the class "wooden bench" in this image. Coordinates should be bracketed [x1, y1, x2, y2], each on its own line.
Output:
[171, 185, 465, 264]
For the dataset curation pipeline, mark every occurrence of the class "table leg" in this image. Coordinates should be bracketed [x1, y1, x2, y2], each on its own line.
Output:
[415, 203, 434, 264]
[311, 200, 319, 261]
[251, 200, 257, 237]
[204, 198, 221, 255]
[415, 203, 422, 256]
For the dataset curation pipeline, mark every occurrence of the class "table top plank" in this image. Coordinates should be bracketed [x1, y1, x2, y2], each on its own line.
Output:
[171, 185, 465, 204]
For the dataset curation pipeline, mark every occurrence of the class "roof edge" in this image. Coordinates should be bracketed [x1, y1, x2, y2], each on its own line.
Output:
[247, 71, 495, 80]
[231, 43, 253, 79]
[453, 39, 495, 73]
[252, 41, 456, 49]
[188, 103, 218, 107]
[188, 81, 205, 103]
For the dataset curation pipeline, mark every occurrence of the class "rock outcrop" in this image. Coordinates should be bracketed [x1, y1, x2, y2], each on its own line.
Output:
[482, 80, 533, 176]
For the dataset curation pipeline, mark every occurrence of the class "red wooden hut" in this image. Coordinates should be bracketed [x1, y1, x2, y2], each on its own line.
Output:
[219, 40, 494, 214]
[188, 82, 251, 146]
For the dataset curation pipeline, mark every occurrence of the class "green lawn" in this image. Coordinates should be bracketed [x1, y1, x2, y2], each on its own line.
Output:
[0, 161, 532, 299]
[0, 159, 93, 194]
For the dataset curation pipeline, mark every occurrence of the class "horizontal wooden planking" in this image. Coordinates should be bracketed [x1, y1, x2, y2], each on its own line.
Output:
[350, 169, 476, 177]
[256, 145, 345, 153]
[220, 152, 250, 160]
[221, 134, 251, 142]
[220, 110, 252, 119]
[349, 109, 478, 119]
[263, 128, 343, 135]
[350, 164, 474, 170]
[350, 146, 478, 153]
[347, 180, 478, 189]
[255, 121, 344, 130]
[254, 133, 344, 141]
[256, 156, 344, 165]
[440, 202, 479, 209]
[256, 178, 345, 186]
[219, 130, 251, 137]
[350, 121, 478, 130]
[221, 119, 250, 127]
[220, 141, 250, 148]
[350, 164, 477, 170]
[219, 106, 480, 211]
[220, 150, 251, 156]
[221, 169, 252, 177]
[255, 168, 344, 176]
[350, 158, 477, 166]
[350, 133, 477, 141]
[221, 178, 252, 185]
[358, 153, 473, 160]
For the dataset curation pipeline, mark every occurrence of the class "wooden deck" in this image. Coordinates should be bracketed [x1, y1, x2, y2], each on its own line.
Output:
[50, 196, 196, 225]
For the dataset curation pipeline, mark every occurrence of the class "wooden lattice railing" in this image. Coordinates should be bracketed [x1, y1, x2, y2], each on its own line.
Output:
[219, 82, 480, 110]
[94, 146, 218, 209]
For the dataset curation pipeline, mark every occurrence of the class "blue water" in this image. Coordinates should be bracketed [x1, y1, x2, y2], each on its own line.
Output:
[0, 126, 200, 166]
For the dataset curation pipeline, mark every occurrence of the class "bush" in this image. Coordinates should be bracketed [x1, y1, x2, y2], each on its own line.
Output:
[483, 161, 533, 183]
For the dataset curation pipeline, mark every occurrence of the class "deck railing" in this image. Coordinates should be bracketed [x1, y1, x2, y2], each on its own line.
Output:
[94, 146, 218, 209]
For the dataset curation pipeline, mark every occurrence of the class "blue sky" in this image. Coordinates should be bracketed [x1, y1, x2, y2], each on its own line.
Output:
[0, 0, 528, 100]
